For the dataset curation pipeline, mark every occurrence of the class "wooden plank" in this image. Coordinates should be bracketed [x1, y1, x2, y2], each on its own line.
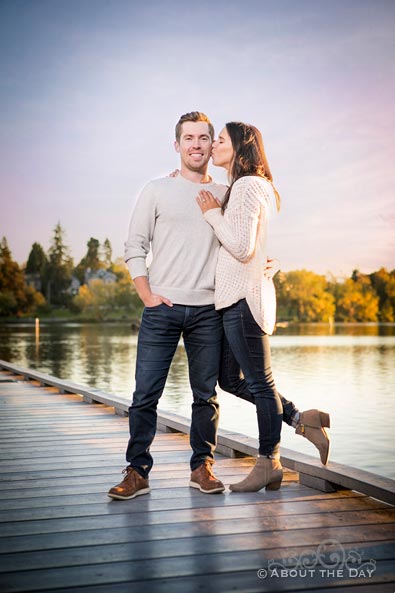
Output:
[0, 441, 185, 454]
[0, 482, 313, 501]
[0, 553, 393, 593]
[0, 410, 122, 419]
[17, 580, 395, 593]
[299, 472, 337, 492]
[0, 416, 128, 425]
[0, 443, 192, 460]
[0, 457, 265, 478]
[0, 470, 299, 492]
[0, 434, 181, 446]
[0, 490, 390, 524]
[0, 538, 393, 573]
[0, 428, 130, 438]
[0, 465, 277, 486]
[0, 362, 131, 413]
[0, 485, 366, 511]
[0, 456, 259, 473]
[0, 451, 196, 472]
[1, 521, 394, 556]
[0, 430, 179, 440]
[0, 505, 394, 538]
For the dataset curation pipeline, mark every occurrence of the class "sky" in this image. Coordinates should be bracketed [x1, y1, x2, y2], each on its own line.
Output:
[0, 0, 394, 276]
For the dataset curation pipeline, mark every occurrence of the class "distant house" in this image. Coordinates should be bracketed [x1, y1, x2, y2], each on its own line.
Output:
[85, 268, 117, 286]
[67, 276, 82, 295]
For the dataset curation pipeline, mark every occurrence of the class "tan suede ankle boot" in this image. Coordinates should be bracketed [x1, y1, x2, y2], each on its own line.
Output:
[229, 456, 283, 492]
[295, 409, 330, 465]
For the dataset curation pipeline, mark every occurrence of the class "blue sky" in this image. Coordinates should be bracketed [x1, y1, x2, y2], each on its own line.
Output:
[1, 0, 394, 275]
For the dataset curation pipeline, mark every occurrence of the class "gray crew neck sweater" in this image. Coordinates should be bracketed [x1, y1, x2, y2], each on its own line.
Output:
[124, 175, 227, 305]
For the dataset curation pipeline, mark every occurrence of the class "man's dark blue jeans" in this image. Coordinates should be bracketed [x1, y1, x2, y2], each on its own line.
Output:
[220, 299, 283, 457]
[126, 303, 223, 478]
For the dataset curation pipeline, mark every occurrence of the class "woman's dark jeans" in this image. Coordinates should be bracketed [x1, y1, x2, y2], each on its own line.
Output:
[126, 303, 223, 478]
[220, 336, 298, 427]
[220, 299, 283, 457]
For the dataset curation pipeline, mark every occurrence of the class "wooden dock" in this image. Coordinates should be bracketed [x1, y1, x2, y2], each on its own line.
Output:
[0, 364, 394, 592]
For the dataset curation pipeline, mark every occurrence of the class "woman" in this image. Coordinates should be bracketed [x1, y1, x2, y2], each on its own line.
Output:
[196, 122, 330, 492]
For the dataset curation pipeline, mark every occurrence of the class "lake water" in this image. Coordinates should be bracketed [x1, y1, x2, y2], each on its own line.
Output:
[0, 322, 394, 479]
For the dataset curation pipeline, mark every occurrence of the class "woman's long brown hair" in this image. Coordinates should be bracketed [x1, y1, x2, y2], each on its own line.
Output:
[221, 122, 281, 213]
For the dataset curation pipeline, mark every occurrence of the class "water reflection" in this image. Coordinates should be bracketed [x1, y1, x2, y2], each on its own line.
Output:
[275, 322, 393, 337]
[1, 322, 394, 478]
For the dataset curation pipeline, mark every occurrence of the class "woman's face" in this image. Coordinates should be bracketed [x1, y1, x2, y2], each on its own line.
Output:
[211, 127, 234, 170]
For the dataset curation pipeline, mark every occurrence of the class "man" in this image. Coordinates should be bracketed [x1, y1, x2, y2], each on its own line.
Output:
[108, 112, 227, 500]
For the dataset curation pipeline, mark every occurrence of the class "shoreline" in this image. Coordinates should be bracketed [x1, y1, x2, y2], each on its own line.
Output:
[1, 317, 394, 328]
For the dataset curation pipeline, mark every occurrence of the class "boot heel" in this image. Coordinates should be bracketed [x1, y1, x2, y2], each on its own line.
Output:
[319, 412, 330, 428]
[266, 479, 282, 491]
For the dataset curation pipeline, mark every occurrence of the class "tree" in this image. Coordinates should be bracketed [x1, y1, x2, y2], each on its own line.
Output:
[72, 279, 116, 320]
[44, 223, 73, 305]
[369, 268, 395, 322]
[102, 238, 113, 269]
[0, 237, 25, 316]
[0, 237, 46, 316]
[111, 259, 142, 312]
[26, 242, 47, 275]
[85, 238, 101, 271]
[74, 237, 103, 283]
[333, 273, 379, 322]
[275, 269, 335, 322]
[71, 260, 142, 319]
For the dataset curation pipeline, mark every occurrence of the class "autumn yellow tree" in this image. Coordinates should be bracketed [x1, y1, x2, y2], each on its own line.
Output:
[369, 268, 395, 322]
[333, 272, 379, 322]
[275, 270, 335, 322]
[72, 280, 116, 320]
[72, 260, 142, 320]
[0, 237, 46, 317]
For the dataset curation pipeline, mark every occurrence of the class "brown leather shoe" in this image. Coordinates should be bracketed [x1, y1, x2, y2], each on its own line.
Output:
[108, 467, 150, 500]
[189, 460, 225, 494]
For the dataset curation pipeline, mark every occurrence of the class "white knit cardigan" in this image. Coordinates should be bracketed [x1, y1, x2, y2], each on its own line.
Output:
[203, 175, 277, 335]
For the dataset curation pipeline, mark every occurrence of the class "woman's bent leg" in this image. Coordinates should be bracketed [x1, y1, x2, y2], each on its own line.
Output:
[220, 330, 299, 426]
[222, 300, 282, 458]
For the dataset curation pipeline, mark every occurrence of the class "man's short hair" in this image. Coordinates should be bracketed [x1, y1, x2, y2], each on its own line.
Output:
[175, 112, 214, 142]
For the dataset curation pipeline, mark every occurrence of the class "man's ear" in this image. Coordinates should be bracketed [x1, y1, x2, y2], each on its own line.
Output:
[174, 140, 180, 154]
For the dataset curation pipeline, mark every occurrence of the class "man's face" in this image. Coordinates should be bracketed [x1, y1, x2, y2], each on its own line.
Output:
[174, 121, 212, 173]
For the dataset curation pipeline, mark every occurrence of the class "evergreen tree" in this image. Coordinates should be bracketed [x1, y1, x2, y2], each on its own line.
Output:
[74, 237, 103, 283]
[26, 242, 47, 276]
[44, 223, 73, 305]
[85, 238, 101, 271]
[103, 238, 113, 269]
